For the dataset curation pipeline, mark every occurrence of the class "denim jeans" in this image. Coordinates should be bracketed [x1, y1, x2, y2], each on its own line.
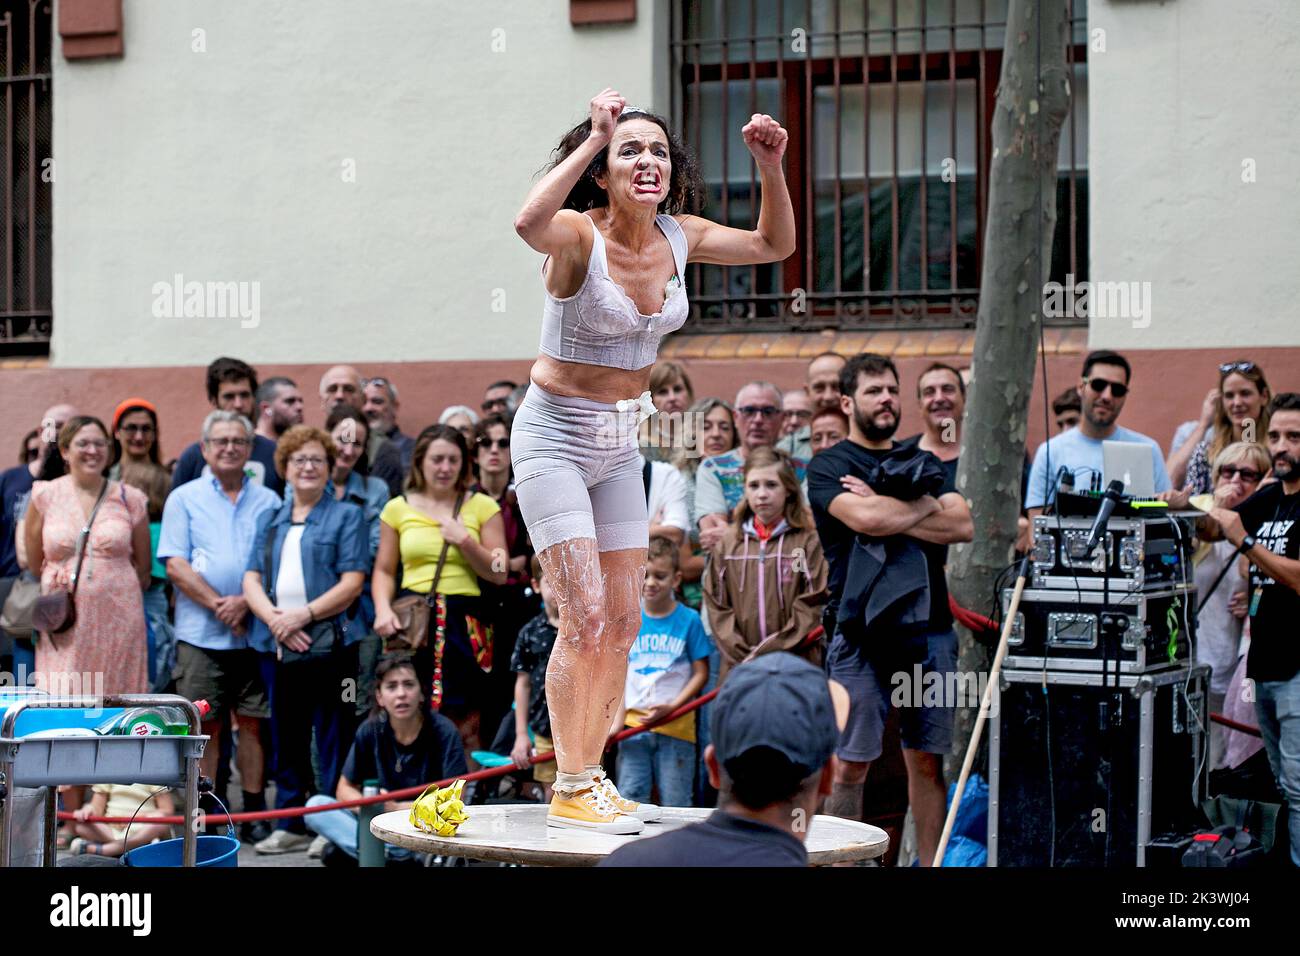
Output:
[1254, 672, 1300, 865]
[616, 730, 696, 807]
[694, 646, 721, 806]
[142, 582, 170, 690]
[302, 794, 413, 862]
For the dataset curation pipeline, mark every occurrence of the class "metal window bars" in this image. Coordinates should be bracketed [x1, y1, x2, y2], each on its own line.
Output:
[671, 0, 1089, 333]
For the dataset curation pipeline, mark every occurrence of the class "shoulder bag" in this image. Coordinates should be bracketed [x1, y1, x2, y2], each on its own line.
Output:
[32, 480, 110, 635]
[385, 493, 463, 655]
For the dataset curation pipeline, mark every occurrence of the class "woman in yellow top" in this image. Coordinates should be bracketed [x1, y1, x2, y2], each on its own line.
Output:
[372, 424, 507, 753]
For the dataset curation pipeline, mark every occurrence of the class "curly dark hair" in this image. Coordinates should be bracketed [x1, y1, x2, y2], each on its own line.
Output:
[549, 110, 705, 215]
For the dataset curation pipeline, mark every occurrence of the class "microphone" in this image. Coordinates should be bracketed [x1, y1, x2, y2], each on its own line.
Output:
[1085, 479, 1125, 554]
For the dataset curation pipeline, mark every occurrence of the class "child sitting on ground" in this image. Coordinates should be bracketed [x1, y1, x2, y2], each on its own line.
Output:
[70, 783, 176, 857]
[613, 535, 712, 808]
[304, 653, 468, 866]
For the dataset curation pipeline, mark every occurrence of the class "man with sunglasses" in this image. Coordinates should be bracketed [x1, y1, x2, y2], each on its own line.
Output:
[1025, 350, 1172, 515]
[481, 380, 517, 418]
[694, 381, 809, 550]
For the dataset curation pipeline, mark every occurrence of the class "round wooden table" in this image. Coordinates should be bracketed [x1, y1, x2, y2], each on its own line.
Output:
[371, 805, 889, 867]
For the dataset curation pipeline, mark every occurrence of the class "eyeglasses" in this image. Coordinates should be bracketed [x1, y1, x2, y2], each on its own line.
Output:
[206, 437, 250, 449]
[119, 424, 155, 435]
[783, 409, 813, 421]
[1219, 465, 1263, 483]
[71, 439, 108, 451]
[476, 437, 510, 450]
[1219, 362, 1256, 375]
[289, 455, 327, 469]
[481, 399, 508, 413]
[737, 405, 781, 419]
[1086, 378, 1129, 399]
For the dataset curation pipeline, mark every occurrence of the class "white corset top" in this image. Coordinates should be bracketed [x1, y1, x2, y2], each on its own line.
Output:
[538, 214, 690, 371]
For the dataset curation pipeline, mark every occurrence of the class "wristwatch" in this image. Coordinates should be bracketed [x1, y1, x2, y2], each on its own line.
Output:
[1238, 533, 1257, 554]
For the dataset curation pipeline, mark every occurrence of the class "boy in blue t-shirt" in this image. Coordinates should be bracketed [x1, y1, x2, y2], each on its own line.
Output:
[614, 536, 712, 808]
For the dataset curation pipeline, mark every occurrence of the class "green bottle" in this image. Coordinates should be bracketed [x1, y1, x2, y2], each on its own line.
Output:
[96, 706, 193, 736]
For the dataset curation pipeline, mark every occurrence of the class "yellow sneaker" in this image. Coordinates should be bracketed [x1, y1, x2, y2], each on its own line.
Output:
[546, 785, 644, 834]
[593, 772, 663, 823]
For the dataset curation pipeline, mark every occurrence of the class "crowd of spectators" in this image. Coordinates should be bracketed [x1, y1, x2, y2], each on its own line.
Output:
[0, 348, 1295, 866]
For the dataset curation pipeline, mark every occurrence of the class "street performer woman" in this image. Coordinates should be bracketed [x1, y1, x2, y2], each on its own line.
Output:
[512, 88, 794, 832]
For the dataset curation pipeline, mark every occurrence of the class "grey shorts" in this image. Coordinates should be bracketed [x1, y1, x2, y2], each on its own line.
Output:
[827, 628, 958, 763]
[510, 381, 649, 554]
[174, 642, 270, 720]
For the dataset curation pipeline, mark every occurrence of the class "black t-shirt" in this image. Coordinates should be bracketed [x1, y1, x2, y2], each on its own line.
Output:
[170, 433, 284, 497]
[807, 438, 953, 634]
[341, 711, 468, 793]
[898, 434, 960, 492]
[897, 435, 1032, 504]
[1235, 483, 1300, 682]
[598, 810, 808, 867]
[510, 611, 558, 738]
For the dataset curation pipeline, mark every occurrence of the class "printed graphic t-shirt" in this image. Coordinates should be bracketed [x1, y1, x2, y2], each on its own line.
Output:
[1236, 483, 1300, 682]
[624, 602, 712, 742]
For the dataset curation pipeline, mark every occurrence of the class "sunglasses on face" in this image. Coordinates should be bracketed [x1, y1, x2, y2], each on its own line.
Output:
[1086, 378, 1129, 398]
[1219, 465, 1262, 483]
[1219, 362, 1256, 375]
[481, 400, 508, 412]
[477, 437, 509, 450]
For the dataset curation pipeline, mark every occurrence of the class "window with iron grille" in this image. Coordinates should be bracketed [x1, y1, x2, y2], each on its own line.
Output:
[671, 0, 1088, 334]
[1, 0, 53, 353]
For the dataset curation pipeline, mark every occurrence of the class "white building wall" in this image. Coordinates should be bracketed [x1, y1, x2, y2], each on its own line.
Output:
[1087, 0, 1300, 350]
[51, 0, 668, 368]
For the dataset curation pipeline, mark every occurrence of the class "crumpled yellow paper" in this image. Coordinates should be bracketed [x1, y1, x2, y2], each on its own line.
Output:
[409, 779, 469, 837]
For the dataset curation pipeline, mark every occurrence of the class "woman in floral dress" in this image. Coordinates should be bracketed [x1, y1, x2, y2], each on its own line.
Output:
[24, 416, 151, 697]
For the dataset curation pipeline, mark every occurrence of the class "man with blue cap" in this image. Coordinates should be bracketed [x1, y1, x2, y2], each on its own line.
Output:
[600, 652, 848, 866]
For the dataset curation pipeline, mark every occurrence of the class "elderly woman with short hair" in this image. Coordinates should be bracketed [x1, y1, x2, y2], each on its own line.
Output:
[243, 425, 369, 854]
[1193, 440, 1272, 769]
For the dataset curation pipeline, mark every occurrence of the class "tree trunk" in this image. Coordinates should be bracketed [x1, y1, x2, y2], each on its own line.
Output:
[945, 0, 1072, 780]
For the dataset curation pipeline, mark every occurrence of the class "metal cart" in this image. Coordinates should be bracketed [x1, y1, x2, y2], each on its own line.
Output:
[0, 694, 207, 867]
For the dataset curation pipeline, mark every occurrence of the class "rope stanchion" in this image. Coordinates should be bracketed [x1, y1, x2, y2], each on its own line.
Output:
[57, 686, 723, 826]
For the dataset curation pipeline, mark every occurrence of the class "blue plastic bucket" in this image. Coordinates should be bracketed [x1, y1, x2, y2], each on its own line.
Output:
[120, 789, 240, 867]
[122, 834, 239, 868]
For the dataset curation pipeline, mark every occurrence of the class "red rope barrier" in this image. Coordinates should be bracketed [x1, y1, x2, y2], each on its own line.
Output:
[58, 686, 723, 826]
[948, 594, 998, 634]
[59, 692, 1265, 825]
[1209, 711, 1262, 738]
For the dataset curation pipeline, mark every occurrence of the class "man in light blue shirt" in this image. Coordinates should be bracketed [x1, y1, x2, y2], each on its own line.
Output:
[157, 410, 280, 831]
[1026, 350, 1172, 512]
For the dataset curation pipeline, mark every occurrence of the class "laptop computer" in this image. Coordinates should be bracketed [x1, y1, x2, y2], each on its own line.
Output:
[1102, 440, 1156, 498]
